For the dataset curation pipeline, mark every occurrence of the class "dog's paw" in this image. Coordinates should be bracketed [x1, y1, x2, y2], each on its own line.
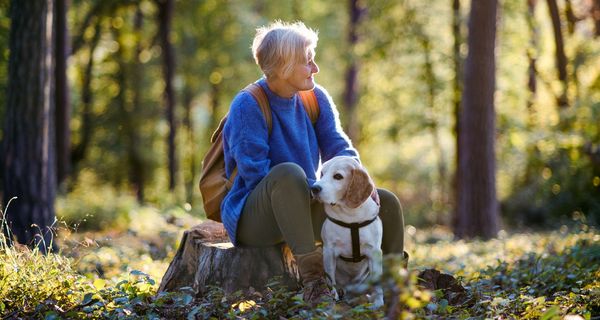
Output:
[331, 287, 339, 300]
[371, 296, 384, 309]
[368, 289, 384, 309]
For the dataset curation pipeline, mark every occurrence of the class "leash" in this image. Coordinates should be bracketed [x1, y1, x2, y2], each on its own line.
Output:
[325, 214, 378, 263]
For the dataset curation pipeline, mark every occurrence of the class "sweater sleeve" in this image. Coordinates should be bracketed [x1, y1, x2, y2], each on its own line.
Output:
[312, 84, 359, 162]
[223, 92, 271, 190]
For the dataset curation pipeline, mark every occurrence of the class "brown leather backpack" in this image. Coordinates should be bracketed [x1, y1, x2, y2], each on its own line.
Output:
[199, 82, 320, 222]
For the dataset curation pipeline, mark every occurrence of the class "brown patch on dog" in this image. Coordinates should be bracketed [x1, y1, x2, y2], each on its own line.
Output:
[342, 167, 374, 208]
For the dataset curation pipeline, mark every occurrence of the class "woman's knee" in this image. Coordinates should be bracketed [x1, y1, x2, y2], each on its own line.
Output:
[268, 162, 308, 190]
[378, 189, 402, 216]
[378, 188, 405, 254]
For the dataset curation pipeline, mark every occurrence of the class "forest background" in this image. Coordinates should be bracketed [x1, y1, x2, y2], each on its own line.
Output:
[0, 0, 599, 318]
[0, 0, 599, 245]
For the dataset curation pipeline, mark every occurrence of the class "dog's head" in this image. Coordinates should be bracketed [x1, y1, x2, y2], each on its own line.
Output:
[312, 156, 375, 209]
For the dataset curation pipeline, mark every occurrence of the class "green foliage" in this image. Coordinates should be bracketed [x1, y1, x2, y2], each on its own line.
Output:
[0, 238, 95, 317]
[2, 214, 598, 319]
[56, 170, 137, 231]
[465, 237, 600, 318]
[3, 0, 599, 228]
[503, 145, 600, 227]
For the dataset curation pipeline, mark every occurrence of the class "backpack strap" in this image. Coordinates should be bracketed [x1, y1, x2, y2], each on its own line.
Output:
[298, 90, 320, 124]
[243, 83, 272, 134]
[242, 83, 320, 131]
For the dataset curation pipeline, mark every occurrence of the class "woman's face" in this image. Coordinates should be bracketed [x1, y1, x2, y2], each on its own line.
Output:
[284, 50, 319, 92]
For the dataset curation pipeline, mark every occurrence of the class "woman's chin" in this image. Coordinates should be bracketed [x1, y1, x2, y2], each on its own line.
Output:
[304, 80, 315, 90]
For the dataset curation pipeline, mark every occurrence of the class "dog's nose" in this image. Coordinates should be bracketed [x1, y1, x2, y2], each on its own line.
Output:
[310, 185, 322, 195]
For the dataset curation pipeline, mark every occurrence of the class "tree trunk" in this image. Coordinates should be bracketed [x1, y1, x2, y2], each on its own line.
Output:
[130, 7, 146, 203]
[421, 36, 448, 222]
[182, 86, 195, 206]
[523, 0, 543, 186]
[55, 0, 71, 187]
[565, 0, 577, 35]
[2, 0, 57, 253]
[451, 0, 462, 217]
[526, 0, 539, 128]
[546, 0, 569, 109]
[343, 0, 365, 143]
[157, 0, 177, 191]
[159, 221, 300, 296]
[454, 0, 499, 240]
[71, 21, 101, 171]
[593, 0, 600, 37]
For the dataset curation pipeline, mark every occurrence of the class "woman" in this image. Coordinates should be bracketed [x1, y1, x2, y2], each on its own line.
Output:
[221, 21, 405, 305]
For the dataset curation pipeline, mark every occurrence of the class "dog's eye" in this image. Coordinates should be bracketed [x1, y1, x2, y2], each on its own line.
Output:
[333, 173, 343, 180]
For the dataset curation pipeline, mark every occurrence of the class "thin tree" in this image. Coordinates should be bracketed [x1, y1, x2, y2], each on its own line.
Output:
[546, 0, 569, 109]
[71, 21, 101, 172]
[452, 0, 462, 213]
[343, 0, 366, 142]
[420, 35, 448, 221]
[2, 0, 57, 253]
[593, 0, 600, 37]
[454, 0, 500, 239]
[55, 0, 71, 187]
[129, 7, 146, 202]
[526, 0, 539, 127]
[157, 0, 177, 191]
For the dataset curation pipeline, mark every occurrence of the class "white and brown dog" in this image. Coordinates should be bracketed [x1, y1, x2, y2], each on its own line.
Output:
[311, 156, 384, 307]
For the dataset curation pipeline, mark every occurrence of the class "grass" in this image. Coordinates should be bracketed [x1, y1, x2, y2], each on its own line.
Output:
[0, 200, 599, 319]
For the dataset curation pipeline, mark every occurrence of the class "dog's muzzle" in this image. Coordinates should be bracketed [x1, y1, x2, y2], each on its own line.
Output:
[310, 185, 322, 198]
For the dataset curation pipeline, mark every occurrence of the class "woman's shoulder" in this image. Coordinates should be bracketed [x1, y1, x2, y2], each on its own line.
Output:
[311, 83, 334, 109]
[228, 88, 265, 121]
[225, 87, 267, 132]
[312, 82, 326, 96]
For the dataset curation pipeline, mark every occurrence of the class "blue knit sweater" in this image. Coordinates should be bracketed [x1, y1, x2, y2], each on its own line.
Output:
[221, 78, 358, 245]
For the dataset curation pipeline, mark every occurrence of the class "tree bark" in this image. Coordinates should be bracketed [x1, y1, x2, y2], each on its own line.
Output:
[55, 0, 71, 187]
[546, 0, 569, 109]
[454, 0, 499, 239]
[343, 0, 365, 143]
[421, 36, 448, 221]
[71, 21, 101, 170]
[2, 0, 57, 253]
[159, 221, 300, 296]
[526, 0, 539, 128]
[592, 0, 600, 37]
[182, 86, 195, 205]
[157, 0, 177, 191]
[452, 0, 462, 216]
[564, 0, 577, 35]
[129, 7, 146, 203]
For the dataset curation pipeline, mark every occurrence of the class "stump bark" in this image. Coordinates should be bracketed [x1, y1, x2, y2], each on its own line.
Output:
[158, 220, 300, 296]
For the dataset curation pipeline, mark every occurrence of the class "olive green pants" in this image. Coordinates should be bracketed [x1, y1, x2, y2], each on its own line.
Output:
[237, 162, 405, 255]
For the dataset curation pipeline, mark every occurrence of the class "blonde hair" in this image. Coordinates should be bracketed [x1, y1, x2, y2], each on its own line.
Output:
[252, 21, 318, 79]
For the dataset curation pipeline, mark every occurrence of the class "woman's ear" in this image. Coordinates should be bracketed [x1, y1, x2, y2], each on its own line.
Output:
[342, 167, 374, 209]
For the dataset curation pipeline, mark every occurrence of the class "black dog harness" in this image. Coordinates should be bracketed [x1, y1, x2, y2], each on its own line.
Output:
[325, 214, 378, 263]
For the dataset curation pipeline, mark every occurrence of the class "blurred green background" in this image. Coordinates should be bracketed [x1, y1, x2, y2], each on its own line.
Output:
[1, 0, 599, 232]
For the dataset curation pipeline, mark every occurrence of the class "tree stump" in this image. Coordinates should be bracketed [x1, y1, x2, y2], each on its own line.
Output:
[158, 220, 300, 296]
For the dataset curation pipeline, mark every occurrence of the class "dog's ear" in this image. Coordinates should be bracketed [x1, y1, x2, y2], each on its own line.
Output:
[342, 167, 374, 208]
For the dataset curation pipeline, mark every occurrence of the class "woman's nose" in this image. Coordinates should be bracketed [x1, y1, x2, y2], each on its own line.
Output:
[311, 61, 319, 74]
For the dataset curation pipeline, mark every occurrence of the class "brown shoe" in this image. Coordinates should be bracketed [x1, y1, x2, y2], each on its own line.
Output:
[303, 277, 334, 305]
[295, 247, 335, 306]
